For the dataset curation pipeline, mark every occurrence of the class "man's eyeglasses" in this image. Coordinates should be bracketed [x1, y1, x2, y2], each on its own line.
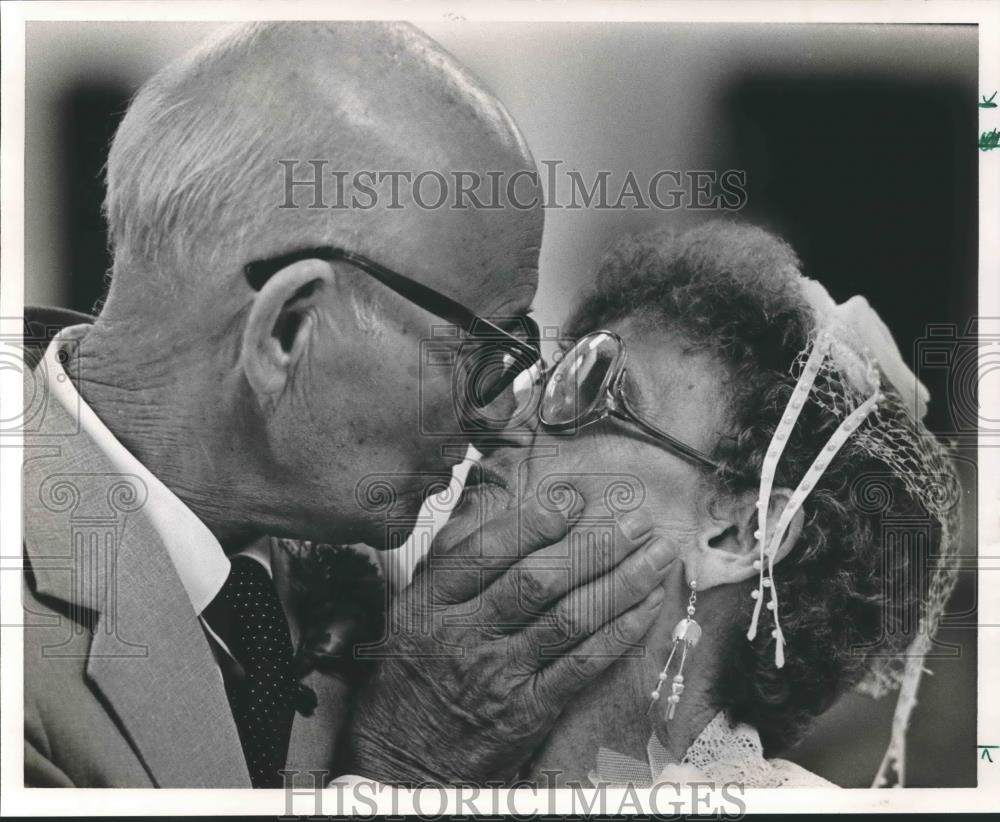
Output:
[538, 330, 719, 470]
[243, 246, 542, 409]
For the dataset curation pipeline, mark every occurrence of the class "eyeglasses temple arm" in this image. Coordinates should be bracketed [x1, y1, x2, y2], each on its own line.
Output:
[610, 397, 720, 470]
[339, 252, 538, 354]
[245, 246, 540, 358]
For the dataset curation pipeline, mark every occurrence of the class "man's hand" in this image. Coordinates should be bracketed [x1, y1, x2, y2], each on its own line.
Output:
[344, 494, 674, 784]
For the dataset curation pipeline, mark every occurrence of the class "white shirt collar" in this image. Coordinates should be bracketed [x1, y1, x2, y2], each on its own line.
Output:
[42, 325, 231, 616]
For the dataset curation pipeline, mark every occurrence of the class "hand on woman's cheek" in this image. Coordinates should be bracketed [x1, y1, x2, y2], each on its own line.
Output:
[524, 428, 702, 556]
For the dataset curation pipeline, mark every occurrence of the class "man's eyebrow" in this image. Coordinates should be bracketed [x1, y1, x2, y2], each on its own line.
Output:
[494, 310, 535, 332]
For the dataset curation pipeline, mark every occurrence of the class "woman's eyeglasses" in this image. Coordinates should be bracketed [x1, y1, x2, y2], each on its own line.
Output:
[538, 330, 719, 470]
[243, 246, 542, 409]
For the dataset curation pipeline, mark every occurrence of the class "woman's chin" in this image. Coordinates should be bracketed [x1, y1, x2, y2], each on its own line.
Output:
[436, 480, 518, 546]
[456, 480, 516, 517]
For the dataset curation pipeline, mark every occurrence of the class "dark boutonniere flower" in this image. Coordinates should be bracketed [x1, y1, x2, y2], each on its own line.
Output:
[281, 540, 387, 702]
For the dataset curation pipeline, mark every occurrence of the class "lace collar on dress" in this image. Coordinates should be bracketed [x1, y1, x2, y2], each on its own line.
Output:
[590, 710, 837, 789]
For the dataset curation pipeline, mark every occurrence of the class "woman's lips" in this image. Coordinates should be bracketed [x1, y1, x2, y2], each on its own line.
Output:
[464, 463, 511, 490]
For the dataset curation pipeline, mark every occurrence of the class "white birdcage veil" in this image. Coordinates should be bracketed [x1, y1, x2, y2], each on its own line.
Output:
[750, 279, 962, 787]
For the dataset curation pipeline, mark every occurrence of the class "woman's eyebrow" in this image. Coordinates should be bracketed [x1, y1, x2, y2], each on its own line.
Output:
[621, 368, 649, 410]
[625, 365, 675, 425]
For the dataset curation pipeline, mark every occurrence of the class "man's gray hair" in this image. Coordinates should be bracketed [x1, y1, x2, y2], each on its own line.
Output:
[104, 24, 278, 295]
[103, 23, 401, 323]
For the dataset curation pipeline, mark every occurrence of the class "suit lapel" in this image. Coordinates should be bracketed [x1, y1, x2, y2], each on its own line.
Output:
[24, 385, 250, 787]
[84, 513, 251, 787]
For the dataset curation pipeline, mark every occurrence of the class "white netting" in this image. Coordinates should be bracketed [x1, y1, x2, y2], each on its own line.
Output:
[790, 327, 962, 702]
[782, 313, 962, 787]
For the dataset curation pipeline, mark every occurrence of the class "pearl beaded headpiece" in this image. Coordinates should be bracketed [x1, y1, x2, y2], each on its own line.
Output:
[745, 279, 961, 787]
[746, 328, 881, 668]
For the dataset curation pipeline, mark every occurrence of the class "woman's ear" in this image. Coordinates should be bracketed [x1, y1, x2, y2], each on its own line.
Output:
[241, 258, 331, 404]
[691, 486, 805, 590]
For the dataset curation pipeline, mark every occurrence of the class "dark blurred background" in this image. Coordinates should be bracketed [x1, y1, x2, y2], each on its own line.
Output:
[24, 21, 978, 787]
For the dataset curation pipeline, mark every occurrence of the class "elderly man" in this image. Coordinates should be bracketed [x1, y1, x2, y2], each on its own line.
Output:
[23, 22, 669, 788]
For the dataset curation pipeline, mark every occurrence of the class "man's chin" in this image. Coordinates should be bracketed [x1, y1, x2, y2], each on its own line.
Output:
[349, 491, 428, 550]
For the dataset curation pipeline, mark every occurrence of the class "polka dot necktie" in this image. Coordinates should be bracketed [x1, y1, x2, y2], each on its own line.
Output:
[204, 556, 297, 788]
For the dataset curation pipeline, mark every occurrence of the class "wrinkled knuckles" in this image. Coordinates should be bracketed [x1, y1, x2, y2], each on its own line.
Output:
[522, 500, 570, 544]
[515, 567, 558, 609]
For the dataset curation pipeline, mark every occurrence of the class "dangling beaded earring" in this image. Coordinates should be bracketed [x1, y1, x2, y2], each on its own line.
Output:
[649, 578, 701, 720]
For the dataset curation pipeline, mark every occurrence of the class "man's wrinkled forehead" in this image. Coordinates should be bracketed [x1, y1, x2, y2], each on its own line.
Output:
[451, 208, 542, 318]
[361, 188, 543, 318]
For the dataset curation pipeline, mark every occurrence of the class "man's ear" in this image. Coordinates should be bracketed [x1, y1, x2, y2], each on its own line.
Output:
[241, 258, 332, 403]
[691, 487, 805, 591]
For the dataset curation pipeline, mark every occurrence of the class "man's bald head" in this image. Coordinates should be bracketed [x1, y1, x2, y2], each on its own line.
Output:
[87, 22, 543, 541]
[103, 22, 541, 322]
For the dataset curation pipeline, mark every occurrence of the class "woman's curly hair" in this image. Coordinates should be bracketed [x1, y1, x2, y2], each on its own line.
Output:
[564, 220, 945, 753]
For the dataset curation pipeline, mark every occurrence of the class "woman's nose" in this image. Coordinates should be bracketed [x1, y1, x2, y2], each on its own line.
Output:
[470, 365, 542, 454]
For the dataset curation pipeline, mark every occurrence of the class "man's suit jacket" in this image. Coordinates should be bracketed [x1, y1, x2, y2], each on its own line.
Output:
[22, 307, 351, 787]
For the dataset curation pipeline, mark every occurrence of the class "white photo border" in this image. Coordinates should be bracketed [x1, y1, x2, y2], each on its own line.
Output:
[2, 0, 997, 815]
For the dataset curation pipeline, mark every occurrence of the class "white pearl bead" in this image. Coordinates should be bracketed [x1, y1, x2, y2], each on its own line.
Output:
[658, 672, 668, 682]
[651, 690, 661, 701]
[753, 560, 762, 570]
[750, 589, 760, 600]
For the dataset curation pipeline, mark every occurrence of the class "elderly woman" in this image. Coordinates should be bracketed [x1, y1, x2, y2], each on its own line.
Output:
[444, 220, 960, 788]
